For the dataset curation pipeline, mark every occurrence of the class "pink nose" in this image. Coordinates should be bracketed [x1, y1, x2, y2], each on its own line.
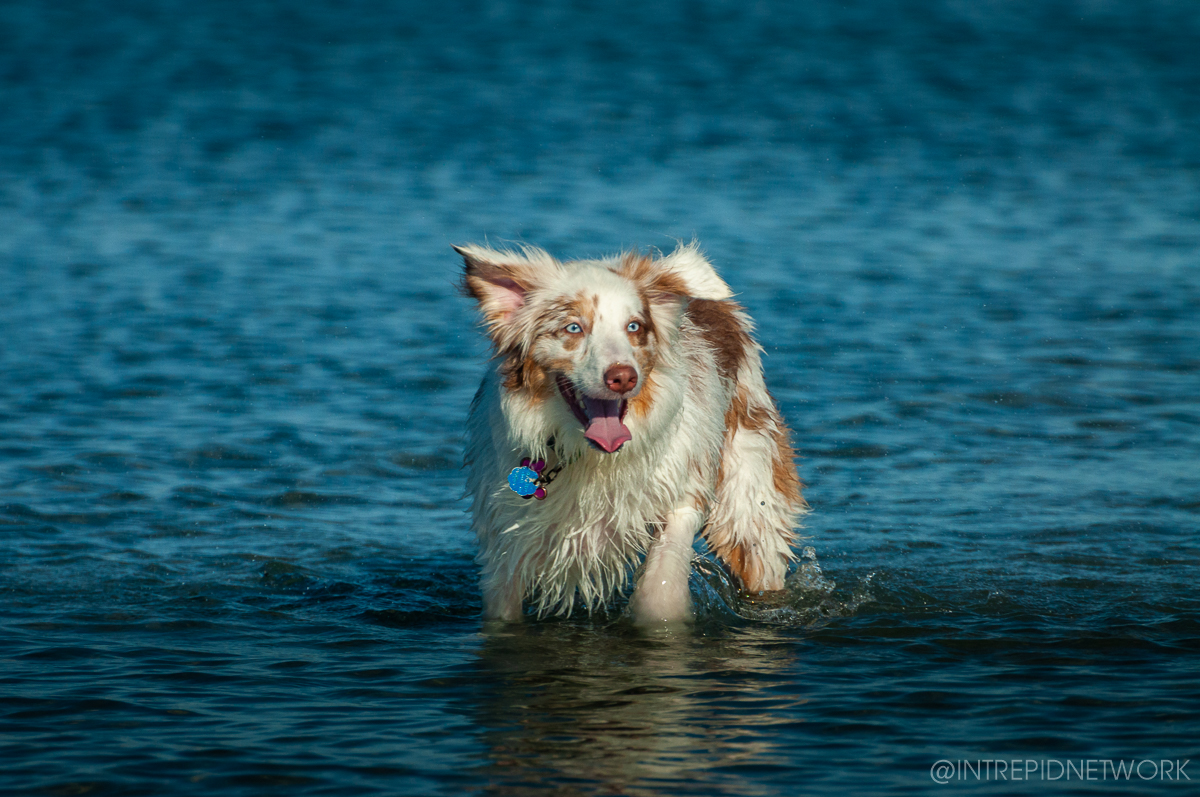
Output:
[604, 364, 638, 394]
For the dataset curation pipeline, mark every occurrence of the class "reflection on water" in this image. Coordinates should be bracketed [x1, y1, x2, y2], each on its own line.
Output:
[469, 624, 802, 797]
[462, 552, 885, 796]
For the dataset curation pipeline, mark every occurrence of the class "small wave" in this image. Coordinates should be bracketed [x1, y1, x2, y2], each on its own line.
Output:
[261, 490, 366, 507]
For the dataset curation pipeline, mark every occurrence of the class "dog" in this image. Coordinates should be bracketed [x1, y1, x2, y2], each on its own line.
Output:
[456, 241, 806, 624]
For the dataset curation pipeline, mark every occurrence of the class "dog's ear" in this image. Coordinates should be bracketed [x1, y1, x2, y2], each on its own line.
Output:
[455, 244, 556, 342]
[621, 242, 732, 333]
[647, 241, 733, 301]
[622, 241, 732, 305]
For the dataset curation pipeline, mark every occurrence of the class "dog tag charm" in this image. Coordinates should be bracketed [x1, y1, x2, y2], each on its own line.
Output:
[508, 458, 547, 500]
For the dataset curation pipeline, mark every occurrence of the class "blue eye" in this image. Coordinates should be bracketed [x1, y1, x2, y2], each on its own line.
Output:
[627, 321, 641, 332]
[565, 323, 583, 334]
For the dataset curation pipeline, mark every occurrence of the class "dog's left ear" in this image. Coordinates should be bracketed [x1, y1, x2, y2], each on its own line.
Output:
[455, 244, 557, 344]
[622, 241, 732, 305]
[646, 241, 733, 302]
[622, 242, 733, 334]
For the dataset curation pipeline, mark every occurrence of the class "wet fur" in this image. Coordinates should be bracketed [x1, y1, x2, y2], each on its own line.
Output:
[458, 242, 807, 623]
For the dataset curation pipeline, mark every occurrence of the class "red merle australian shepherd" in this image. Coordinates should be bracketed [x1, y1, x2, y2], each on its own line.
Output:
[457, 241, 806, 626]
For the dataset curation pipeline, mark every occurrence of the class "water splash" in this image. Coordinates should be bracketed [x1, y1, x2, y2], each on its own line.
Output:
[692, 546, 875, 628]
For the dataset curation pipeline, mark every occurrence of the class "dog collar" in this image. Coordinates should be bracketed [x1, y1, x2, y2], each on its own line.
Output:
[507, 438, 571, 500]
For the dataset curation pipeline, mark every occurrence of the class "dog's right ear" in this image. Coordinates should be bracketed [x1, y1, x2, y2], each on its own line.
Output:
[455, 244, 555, 343]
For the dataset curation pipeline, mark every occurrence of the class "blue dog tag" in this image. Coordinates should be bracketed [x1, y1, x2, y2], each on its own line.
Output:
[507, 466, 539, 497]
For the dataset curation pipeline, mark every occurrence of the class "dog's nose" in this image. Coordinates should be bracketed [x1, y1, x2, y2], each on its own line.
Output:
[604, 364, 638, 394]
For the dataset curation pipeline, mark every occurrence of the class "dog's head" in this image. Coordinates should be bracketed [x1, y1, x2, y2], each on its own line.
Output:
[456, 242, 731, 453]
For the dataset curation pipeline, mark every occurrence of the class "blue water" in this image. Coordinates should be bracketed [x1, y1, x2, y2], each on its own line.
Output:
[2, 0, 1198, 794]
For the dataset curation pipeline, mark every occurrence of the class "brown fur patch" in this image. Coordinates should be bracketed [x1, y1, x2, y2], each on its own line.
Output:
[628, 288, 664, 384]
[577, 291, 599, 323]
[627, 313, 651, 347]
[499, 350, 549, 396]
[629, 309, 659, 385]
[714, 541, 761, 591]
[714, 538, 798, 593]
[627, 371, 657, 419]
[634, 292, 658, 338]
[651, 271, 692, 301]
[620, 252, 692, 302]
[617, 252, 654, 281]
[769, 422, 806, 507]
[725, 383, 770, 433]
[687, 299, 752, 381]
[544, 294, 595, 328]
[721, 541, 747, 579]
[540, 356, 575, 375]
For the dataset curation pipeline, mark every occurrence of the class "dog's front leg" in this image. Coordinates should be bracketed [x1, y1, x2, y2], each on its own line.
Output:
[481, 574, 525, 623]
[630, 506, 702, 627]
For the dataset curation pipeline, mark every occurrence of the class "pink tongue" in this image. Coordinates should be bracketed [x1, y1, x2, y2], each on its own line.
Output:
[582, 397, 631, 453]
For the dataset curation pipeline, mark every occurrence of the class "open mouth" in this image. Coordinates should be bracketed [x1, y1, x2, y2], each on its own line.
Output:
[556, 375, 632, 453]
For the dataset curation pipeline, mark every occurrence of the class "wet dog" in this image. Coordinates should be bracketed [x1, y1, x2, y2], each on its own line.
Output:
[457, 242, 805, 624]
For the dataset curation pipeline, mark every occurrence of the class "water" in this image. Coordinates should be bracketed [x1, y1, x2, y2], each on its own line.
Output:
[2, 0, 1198, 793]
